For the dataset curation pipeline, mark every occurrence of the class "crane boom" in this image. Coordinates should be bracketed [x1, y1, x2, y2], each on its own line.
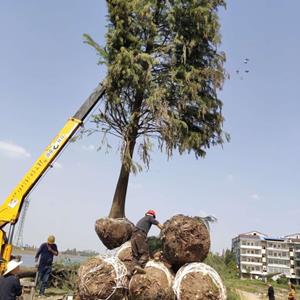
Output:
[0, 82, 105, 268]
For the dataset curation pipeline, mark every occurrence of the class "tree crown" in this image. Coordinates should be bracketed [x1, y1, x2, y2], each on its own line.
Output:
[84, 0, 228, 172]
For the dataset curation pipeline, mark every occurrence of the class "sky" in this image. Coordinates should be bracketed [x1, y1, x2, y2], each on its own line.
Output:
[0, 0, 300, 253]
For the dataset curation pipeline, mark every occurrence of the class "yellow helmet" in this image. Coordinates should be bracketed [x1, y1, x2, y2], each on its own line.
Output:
[47, 235, 55, 244]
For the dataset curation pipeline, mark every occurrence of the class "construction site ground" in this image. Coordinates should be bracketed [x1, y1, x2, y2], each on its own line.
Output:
[227, 278, 290, 300]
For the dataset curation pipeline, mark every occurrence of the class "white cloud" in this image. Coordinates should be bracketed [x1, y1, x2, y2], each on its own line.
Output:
[250, 193, 260, 200]
[82, 144, 96, 151]
[0, 141, 31, 158]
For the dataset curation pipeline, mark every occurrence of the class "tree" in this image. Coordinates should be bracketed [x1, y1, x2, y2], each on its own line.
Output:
[85, 0, 228, 220]
[224, 249, 236, 266]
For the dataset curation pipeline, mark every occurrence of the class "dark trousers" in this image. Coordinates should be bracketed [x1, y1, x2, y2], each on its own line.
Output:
[38, 266, 51, 295]
[131, 229, 149, 268]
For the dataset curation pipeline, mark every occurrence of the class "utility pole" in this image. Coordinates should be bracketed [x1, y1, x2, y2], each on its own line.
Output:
[14, 198, 30, 247]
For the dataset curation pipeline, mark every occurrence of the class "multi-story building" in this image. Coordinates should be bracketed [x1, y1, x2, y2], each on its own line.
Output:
[232, 231, 300, 283]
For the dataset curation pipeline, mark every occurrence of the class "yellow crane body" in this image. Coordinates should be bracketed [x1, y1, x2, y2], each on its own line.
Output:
[0, 83, 105, 273]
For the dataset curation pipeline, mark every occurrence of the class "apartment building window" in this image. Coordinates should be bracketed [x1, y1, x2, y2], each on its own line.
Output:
[268, 259, 290, 266]
[268, 267, 290, 275]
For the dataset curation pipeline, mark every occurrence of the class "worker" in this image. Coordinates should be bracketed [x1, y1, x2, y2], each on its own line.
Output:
[130, 210, 163, 274]
[0, 259, 23, 300]
[288, 283, 296, 300]
[267, 283, 275, 300]
[35, 235, 58, 296]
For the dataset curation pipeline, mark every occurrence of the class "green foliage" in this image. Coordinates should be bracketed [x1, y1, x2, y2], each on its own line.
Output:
[49, 262, 80, 290]
[147, 235, 162, 255]
[205, 250, 238, 280]
[205, 251, 241, 299]
[224, 249, 236, 265]
[227, 289, 241, 300]
[84, 0, 228, 171]
[276, 275, 289, 285]
[61, 248, 99, 257]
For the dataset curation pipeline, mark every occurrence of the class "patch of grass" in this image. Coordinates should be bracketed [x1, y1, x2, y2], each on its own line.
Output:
[227, 288, 241, 300]
[224, 277, 290, 299]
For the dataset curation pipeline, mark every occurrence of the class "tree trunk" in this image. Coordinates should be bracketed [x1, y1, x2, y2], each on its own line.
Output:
[108, 91, 143, 219]
[108, 138, 136, 218]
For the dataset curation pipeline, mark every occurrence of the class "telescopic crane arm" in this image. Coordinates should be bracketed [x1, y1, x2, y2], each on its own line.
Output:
[0, 83, 105, 270]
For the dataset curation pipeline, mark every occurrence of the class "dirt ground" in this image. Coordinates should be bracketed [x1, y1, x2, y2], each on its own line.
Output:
[238, 290, 286, 300]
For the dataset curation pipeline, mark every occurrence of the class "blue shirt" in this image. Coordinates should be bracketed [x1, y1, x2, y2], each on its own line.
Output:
[0, 274, 22, 300]
[35, 243, 58, 270]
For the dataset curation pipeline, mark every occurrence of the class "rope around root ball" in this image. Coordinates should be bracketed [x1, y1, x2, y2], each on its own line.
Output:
[80, 254, 127, 300]
[145, 260, 174, 286]
[173, 262, 226, 300]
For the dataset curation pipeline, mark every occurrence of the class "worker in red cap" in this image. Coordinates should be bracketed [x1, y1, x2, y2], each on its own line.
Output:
[130, 210, 163, 274]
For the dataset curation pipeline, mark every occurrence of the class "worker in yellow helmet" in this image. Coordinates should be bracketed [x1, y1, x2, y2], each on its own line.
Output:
[35, 235, 58, 296]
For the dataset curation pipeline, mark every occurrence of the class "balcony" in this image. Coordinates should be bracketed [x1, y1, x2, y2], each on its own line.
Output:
[267, 256, 290, 260]
[267, 247, 289, 252]
[241, 261, 262, 266]
[268, 263, 290, 268]
[241, 269, 263, 275]
[240, 253, 261, 258]
[240, 245, 262, 250]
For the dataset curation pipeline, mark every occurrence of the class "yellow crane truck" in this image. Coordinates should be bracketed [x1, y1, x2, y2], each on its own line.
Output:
[0, 83, 105, 273]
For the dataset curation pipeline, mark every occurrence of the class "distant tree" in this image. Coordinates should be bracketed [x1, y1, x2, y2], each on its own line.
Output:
[276, 274, 289, 285]
[224, 249, 236, 265]
[84, 0, 228, 219]
[205, 251, 238, 280]
[147, 236, 162, 255]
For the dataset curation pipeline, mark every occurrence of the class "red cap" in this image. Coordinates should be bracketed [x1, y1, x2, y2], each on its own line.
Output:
[146, 210, 156, 217]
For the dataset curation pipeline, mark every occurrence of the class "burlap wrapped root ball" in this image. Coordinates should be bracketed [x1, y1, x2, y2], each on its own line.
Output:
[95, 217, 134, 249]
[161, 214, 210, 269]
[173, 263, 226, 300]
[77, 255, 128, 300]
[128, 261, 175, 300]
